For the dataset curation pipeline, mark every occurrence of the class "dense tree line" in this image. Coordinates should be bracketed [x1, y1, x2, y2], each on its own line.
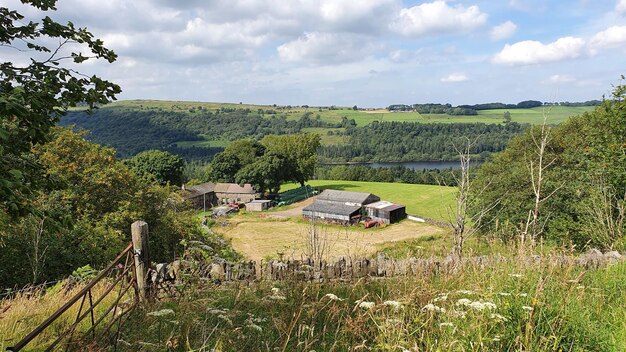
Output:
[315, 165, 460, 186]
[319, 122, 526, 162]
[471, 83, 626, 250]
[0, 129, 235, 289]
[60, 108, 345, 157]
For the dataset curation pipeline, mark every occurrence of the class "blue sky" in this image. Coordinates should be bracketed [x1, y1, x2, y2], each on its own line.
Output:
[4, 0, 626, 107]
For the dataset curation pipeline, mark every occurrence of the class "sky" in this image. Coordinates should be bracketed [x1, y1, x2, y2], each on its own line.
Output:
[3, 0, 626, 107]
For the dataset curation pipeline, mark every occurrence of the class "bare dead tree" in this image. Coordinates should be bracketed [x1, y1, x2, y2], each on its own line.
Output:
[303, 220, 333, 263]
[449, 137, 500, 259]
[26, 216, 49, 283]
[523, 111, 562, 250]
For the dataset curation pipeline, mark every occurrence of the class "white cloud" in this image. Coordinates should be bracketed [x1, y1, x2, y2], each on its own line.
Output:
[490, 21, 517, 41]
[589, 25, 626, 49]
[617, 0, 626, 14]
[548, 74, 576, 83]
[278, 32, 380, 65]
[390, 0, 487, 37]
[492, 37, 586, 65]
[441, 73, 469, 82]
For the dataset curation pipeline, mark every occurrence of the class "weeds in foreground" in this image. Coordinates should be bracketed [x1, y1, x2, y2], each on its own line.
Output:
[118, 258, 626, 351]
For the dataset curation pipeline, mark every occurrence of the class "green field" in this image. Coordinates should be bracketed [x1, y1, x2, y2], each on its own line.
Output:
[281, 180, 456, 221]
[102, 100, 594, 127]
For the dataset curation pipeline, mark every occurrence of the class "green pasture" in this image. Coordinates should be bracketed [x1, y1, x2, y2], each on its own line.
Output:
[104, 100, 595, 127]
[281, 180, 456, 221]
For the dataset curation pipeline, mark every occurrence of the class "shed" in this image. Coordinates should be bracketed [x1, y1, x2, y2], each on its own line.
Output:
[246, 199, 272, 212]
[315, 190, 380, 206]
[365, 201, 407, 224]
[302, 200, 362, 224]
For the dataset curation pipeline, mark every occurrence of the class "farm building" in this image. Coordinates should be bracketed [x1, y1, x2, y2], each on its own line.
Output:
[184, 182, 259, 210]
[184, 183, 218, 210]
[214, 183, 258, 204]
[302, 190, 380, 225]
[245, 199, 272, 212]
[365, 201, 407, 224]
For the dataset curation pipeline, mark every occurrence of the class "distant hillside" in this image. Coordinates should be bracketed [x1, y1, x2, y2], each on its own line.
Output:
[60, 100, 594, 162]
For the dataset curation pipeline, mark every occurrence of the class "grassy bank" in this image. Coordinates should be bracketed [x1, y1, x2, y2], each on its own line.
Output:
[281, 180, 456, 221]
[114, 258, 626, 351]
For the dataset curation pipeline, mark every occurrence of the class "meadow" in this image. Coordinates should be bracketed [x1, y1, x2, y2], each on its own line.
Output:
[114, 252, 626, 351]
[280, 180, 456, 221]
[104, 100, 593, 126]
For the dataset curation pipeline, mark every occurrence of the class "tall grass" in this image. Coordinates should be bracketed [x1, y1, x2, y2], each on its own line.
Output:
[0, 281, 133, 350]
[116, 258, 626, 351]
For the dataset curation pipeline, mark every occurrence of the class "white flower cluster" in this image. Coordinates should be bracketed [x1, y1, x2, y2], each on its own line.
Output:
[456, 299, 497, 311]
[147, 309, 175, 317]
[490, 313, 508, 322]
[355, 301, 376, 310]
[422, 303, 446, 313]
[383, 300, 404, 310]
[456, 289, 475, 295]
[324, 293, 344, 301]
[433, 293, 448, 302]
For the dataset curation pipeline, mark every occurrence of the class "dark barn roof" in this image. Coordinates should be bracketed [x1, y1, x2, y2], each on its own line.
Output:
[303, 200, 361, 216]
[316, 190, 380, 205]
[185, 182, 216, 198]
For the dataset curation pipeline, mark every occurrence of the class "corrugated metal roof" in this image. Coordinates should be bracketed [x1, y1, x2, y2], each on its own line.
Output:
[303, 200, 361, 216]
[365, 200, 405, 212]
[316, 190, 378, 204]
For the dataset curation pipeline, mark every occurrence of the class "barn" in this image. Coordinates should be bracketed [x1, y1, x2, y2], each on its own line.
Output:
[184, 182, 259, 210]
[302, 190, 380, 225]
[365, 201, 407, 224]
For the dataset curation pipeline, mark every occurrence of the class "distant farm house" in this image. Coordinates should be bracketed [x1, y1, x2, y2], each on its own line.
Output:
[303, 190, 381, 225]
[183, 182, 259, 210]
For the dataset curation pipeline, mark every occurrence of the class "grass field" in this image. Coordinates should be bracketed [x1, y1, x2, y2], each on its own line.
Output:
[281, 180, 456, 221]
[102, 100, 594, 127]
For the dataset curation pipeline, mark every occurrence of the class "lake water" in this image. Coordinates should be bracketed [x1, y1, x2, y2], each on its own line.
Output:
[324, 161, 483, 170]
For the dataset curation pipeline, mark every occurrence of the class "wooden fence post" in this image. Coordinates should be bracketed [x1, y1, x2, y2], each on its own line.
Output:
[131, 221, 150, 302]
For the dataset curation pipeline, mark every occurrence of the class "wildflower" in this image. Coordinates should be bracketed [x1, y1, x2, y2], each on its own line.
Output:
[247, 323, 263, 332]
[490, 313, 508, 322]
[217, 314, 233, 325]
[356, 301, 375, 310]
[147, 309, 175, 317]
[207, 308, 228, 315]
[509, 273, 523, 278]
[439, 322, 454, 328]
[422, 303, 446, 313]
[268, 294, 286, 301]
[456, 289, 475, 295]
[383, 300, 404, 310]
[433, 294, 448, 302]
[456, 298, 472, 307]
[324, 293, 344, 301]
[452, 310, 467, 318]
[468, 301, 496, 311]
[271, 287, 281, 294]
[498, 292, 512, 297]
[522, 306, 533, 311]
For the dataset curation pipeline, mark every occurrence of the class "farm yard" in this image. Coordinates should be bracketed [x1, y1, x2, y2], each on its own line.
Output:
[215, 181, 454, 261]
[218, 201, 445, 261]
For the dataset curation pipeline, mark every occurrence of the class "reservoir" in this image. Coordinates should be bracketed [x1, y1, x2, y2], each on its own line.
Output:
[323, 160, 483, 171]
